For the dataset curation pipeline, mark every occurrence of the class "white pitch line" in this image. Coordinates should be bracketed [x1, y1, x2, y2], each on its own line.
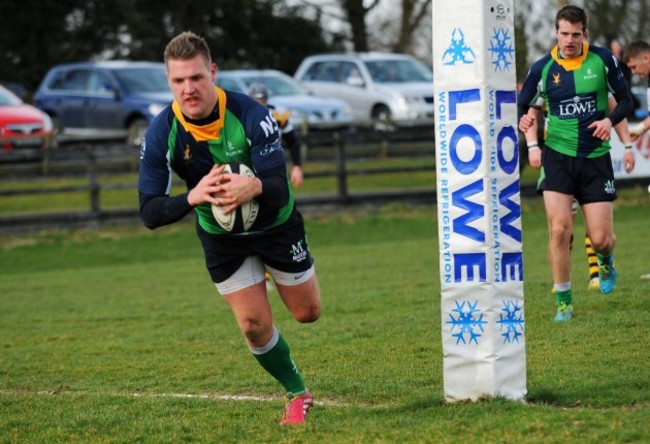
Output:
[135, 392, 357, 407]
[1, 389, 374, 408]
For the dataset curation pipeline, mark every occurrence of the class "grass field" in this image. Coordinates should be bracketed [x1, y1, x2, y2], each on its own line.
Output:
[1, 188, 649, 443]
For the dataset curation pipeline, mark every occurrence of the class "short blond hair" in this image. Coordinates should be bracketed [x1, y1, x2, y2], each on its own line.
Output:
[164, 31, 212, 66]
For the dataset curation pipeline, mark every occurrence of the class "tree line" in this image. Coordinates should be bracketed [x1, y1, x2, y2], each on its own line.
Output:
[0, 0, 347, 96]
[1, 0, 647, 99]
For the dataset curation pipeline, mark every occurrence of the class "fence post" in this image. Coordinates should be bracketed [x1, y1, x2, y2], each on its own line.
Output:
[86, 144, 101, 213]
[300, 119, 309, 163]
[333, 130, 348, 203]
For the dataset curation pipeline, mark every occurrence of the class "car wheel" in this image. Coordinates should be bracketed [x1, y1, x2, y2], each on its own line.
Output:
[127, 118, 149, 147]
[371, 105, 391, 122]
[372, 105, 393, 131]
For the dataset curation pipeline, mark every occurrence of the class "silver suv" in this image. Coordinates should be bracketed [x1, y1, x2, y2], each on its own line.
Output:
[216, 69, 353, 124]
[294, 53, 434, 121]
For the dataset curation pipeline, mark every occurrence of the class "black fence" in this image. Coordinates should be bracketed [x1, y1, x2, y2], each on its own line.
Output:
[0, 121, 441, 233]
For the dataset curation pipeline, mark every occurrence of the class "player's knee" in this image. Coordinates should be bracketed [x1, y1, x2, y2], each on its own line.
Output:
[549, 223, 572, 243]
[590, 233, 616, 253]
[239, 318, 268, 343]
[293, 304, 321, 323]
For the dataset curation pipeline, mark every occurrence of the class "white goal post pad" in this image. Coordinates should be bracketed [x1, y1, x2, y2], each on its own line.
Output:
[432, 0, 526, 402]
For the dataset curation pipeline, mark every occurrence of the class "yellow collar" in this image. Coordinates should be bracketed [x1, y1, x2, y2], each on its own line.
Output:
[551, 42, 589, 71]
[172, 86, 226, 141]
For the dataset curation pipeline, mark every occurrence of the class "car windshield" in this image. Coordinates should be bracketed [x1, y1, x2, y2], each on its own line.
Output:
[241, 74, 309, 97]
[364, 59, 433, 83]
[0, 88, 22, 106]
[114, 67, 169, 94]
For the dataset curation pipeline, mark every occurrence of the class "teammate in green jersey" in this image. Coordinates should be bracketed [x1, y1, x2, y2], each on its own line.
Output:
[138, 32, 320, 424]
[518, 5, 634, 321]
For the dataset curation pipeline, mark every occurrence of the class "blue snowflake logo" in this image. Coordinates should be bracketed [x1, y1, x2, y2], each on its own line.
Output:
[496, 300, 524, 343]
[488, 28, 514, 72]
[442, 28, 476, 65]
[447, 300, 488, 344]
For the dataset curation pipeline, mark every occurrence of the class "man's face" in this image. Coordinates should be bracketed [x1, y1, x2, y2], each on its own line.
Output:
[166, 55, 217, 120]
[626, 54, 650, 77]
[555, 19, 585, 59]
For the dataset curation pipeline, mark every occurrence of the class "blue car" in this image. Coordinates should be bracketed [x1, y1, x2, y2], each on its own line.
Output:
[34, 61, 173, 146]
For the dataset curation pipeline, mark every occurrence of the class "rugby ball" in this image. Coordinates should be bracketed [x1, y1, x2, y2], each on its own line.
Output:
[211, 162, 259, 233]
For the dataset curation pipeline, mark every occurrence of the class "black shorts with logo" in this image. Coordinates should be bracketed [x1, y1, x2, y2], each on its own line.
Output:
[537, 147, 617, 204]
[196, 207, 315, 283]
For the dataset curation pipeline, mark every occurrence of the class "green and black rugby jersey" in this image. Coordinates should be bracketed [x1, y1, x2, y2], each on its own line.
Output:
[518, 43, 632, 158]
[138, 86, 294, 235]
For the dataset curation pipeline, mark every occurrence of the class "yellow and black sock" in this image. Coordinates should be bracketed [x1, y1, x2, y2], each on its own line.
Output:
[585, 234, 599, 281]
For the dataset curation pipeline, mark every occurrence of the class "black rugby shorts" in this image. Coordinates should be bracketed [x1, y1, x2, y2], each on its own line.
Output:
[196, 209, 315, 283]
[537, 147, 617, 204]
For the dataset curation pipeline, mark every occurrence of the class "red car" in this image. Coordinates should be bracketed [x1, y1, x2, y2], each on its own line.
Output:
[0, 84, 53, 152]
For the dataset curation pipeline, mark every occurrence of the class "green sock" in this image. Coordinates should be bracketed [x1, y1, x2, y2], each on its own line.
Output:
[596, 252, 613, 266]
[555, 289, 572, 306]
[250, 327, 306, 395]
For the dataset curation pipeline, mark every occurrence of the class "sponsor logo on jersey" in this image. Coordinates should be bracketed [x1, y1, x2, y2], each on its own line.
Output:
[225, 140, 243, 157]
[259, 112, 279, 138]
[183, 144, 192, 162]
[259, 138, 283, 157]
[583, 68, 598, 80]
[556, 94, 597, 119]
[552, 72, 561, 86]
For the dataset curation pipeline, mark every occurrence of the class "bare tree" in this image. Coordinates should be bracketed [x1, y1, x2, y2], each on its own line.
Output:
[292, 0, 431, 57]
[392, 0, 431, 53]
[341, 0, 381, 51]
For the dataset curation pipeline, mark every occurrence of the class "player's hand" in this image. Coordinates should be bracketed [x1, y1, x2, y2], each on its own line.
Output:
[290, 165, 304, 188]
[188, 164, 226, 207]
[629, 122, 647, 141]
[518, 114, 535, 133]
[528, 148, 542, 169]
[623, 149, 636, 174]
[588, 118, 612, 141]
[213, 170, 262, 215]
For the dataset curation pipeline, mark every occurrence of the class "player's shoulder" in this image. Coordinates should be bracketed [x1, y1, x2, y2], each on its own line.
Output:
[223, 89, 266, 116]
[530, 54, 553, 73]
[142, 105, 174, 148]
[588, 45, 617, 65]
[222, 89, 272, 128]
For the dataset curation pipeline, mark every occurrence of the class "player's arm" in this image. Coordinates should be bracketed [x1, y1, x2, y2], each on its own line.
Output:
[138, 120, 224, 229]
[590, 53, 635, 140]
[628, 84, 650, 140]
[517, 68, 542, 133]
[629, 115, 650, 140]
[523, 107, 542, 169]
[608, 96, 636, 174]
[281, 128, 304, 188]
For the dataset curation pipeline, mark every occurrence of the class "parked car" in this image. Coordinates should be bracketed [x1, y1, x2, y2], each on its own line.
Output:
[34, 61, 173, 146]
[294, 52, 434, 122]
[0, 84, 53, 153]
[216, 69, 353, 124]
